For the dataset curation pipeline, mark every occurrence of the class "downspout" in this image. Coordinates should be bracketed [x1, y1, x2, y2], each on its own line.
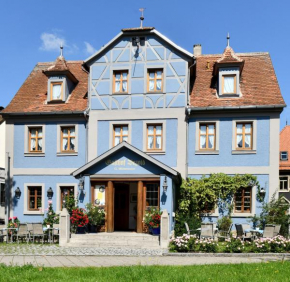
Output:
[84, 108, 90, 164]
[186, 60, 196, 178]
[5, 152, 10, 225]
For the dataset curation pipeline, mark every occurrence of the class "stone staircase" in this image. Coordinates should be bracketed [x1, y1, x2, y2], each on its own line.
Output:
[65, 232, 161, 249]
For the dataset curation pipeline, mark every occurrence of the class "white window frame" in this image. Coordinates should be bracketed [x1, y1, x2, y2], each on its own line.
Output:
[280, 151, 288, 161]
[24, 183, 45, 215]
[195, 120, 219, 154]
[232, 186, 256, 217]
[232, 119, 257, 154]
[218, 67, 240, 96]
[143, 120, 166, 154]
[56, 183, 78, 213]
[109, 121, 132, 149]
[47, 77, 66, 102]
[57, 124, 78, 156]
[24, 125, 46, 156]
[279, 176, 289, 191]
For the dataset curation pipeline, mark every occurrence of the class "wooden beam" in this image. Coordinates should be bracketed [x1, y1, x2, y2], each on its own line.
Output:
[107, 181, 114, 232]
[137, 180, 143, 233]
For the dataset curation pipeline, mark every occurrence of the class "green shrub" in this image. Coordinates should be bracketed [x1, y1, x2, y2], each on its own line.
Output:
[85, 203, 105, 226]
[223, 237, 245, 253]
[217, 216, 232, 232]
[174, 213, 201, 237]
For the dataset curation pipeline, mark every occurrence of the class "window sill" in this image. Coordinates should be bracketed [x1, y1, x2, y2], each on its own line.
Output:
[147, 91, 164, 94]
[231, 213, 253, 217]
[57, 152, 78, 156]
[24, 153, 45, 157]
[232, 150, 256, 155]
[195, 150, 219, 155]
[146, 151, 166, 155]
[112, 92, 129, 95]
[47, 100, 65, 104]
[23, 211, 44, 215]
[219, 94, 240, 98]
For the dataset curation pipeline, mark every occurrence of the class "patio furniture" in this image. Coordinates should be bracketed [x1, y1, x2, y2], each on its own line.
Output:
[273, 224, 281, 236]
[31, 223, 45, 244]
[27, 223, 33, 242]
[263, 225, 275, 238]
[52, 224, 60, 243]
[200, 223, 216, 239]
[0, 225, 7, 243]
[12, 223, 29, 244]
[184, 222, 195, 235]
[217, 223, 233, 240]
[235, 224, 252, 241]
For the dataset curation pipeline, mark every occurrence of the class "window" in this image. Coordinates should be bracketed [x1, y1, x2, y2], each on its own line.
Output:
[280, 177, 289, 191]
[29, 127, 43, 152]
[222, 74, 236, 94]
[236, 123, 252, 150]
[281, 151, 288, 161]
[147, 69, 163, 92]
[113, 71, 128, 93]
[145, 183, 159, 209]
[28, 186, 42, 211]
[60, 186, 74, 210]
[0, 183, 5, 206]
[51, 82, 63, 100]
[147, 124, 162, 151]
[234, 187, 251, 213]
[199, 124, 215, 150]
[113, 125, 128, 146]
[61, 127, 75, 152]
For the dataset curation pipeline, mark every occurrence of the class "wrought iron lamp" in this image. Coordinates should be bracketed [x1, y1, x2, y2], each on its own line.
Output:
[78, 176, 84, 190]
[47, 187, 53, 199]
[163, 176, 168, 193]
[15, 187, 21, 198]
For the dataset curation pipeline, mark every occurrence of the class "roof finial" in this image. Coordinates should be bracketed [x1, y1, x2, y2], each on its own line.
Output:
[60, 43, 63, 58]
[139, 8, 145, 28]
[227, 32, 230, 47]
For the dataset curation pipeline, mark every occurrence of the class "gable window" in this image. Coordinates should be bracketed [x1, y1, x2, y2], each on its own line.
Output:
[60, 186, 74, 210]
[113, 125, 128, 146]
[29, 127, 43, 153]
[113, 71, 128, 93]
[51, 82, 63, 100]
[199, 124, 215, 150]
[280, 177, 289, 191]
[236, 123, 252, 150]
[280, 151, 288, 161]
[61, 127, 75, 152]
[222, 74, 236, 94]
[28, 186, 42, 211]
[147, 124, 162, 151]
[234, 187, 251, 213]
[148, 69, 163, 92]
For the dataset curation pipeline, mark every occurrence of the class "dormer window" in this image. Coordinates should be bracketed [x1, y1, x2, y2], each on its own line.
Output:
[51, 82, 63, 100]
[222, 74, 236, 94]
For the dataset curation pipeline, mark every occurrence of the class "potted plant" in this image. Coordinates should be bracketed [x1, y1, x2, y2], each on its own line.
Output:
[70, 208, 89, 234]
[143, 207, 162, 235]
[43, 201, 59, 227]
[7, 216, 20, 236]
[85, 203, 105, 233]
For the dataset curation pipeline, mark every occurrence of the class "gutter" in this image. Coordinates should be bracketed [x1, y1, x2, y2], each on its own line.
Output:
[1, 111, 86, 117]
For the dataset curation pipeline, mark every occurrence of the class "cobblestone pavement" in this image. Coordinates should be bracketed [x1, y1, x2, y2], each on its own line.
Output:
[0, 255, 280, 267]
[0, 244, 163, 256]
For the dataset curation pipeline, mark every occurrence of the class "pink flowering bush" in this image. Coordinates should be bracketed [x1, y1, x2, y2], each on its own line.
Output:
[169, 234, 218, 253]
[223, 237, 246, 253]
[252, 235, 290, 253]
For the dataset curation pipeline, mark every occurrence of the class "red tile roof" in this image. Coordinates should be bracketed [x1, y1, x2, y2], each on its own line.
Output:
[190, 51, 285, 109]
[2, 60, 88, 114]
[280, 126, 290, 170]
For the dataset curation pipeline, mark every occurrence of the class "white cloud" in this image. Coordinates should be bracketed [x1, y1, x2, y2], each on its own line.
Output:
[40, 32, 65, 52]
[84, 41, 96, 55]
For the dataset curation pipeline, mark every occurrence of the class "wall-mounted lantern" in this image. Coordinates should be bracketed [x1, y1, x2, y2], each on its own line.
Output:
[47, 187, 53, 199]
[259, 187, 266, 196]
[163, 176, 168, 193]
[99, 186, 105, 193]
[15, 187, 21, 199]
[78, 176, 84, 190]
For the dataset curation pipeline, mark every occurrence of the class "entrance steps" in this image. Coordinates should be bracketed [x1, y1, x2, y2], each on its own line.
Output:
[65, 232, 161, 249]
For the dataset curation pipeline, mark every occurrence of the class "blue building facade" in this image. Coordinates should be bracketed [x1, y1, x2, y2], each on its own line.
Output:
[1, 26, 285, 236]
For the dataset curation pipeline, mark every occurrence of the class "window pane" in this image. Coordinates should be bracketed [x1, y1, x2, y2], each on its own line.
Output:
[30, 129, 37, 137]
[200, 135, 206, 149]
[70, 127, 75, 137]
[62, 138, 68, 150]
[122, 81, 127, 92]
[245, 135, 251, 148]
[70, 138, 75, 150]
[148, 136, 154, 149]
[156, 136, 162, 149]
[245, 124, 252, 133]
[223, 76, 235, 93]
[123, 136, 128, 142]
[123, 126, 128, 135]
[156, 80, 162, 90]
[200, 125, 206, 134]
[115, 81, 120, 92]
[37, 138, 42, 151]
[115, 127, 121, 136]
[30, 138, 36, 151]
[237, 124, 243, 134]
[156, 126, 162, 135]
[148, 126, 154, 135]
[208, 125, 215, 134]
[208, 135, 214, 149]
[146, 184, 159, 207]
[122, 72, 127, 79]
[38, 129, 42, 137]
[149, 72, 155, 79]
[52, 84, 62, 99]
[115, 73, 121, 80]
[62, 128, 68, 137]
[149, 80, 154, 91]
[115, 136, 120, 145]
[237, 135, 243, 148]
[156, 71, 162, 78]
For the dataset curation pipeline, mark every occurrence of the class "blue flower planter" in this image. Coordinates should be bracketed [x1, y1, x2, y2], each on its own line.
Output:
[152, 227, 160, 236]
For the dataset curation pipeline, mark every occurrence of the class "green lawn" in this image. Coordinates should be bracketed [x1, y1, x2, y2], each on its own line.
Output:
[0, 262, 289, 282]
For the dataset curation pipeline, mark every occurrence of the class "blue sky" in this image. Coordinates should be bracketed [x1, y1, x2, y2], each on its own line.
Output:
[0, 0, 289, 128]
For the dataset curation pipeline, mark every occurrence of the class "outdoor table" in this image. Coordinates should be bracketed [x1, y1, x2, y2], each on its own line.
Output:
[245, 229, 263, 240]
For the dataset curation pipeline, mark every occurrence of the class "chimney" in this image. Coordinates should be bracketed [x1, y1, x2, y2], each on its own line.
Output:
[193, 44, 202, 56]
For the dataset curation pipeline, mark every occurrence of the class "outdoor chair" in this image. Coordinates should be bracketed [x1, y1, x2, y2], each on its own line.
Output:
[273, 224, 281, 237]
[263, 225, 275, 238]
[217, 223, 233, 240]
[27, 223, 33, 242]
[12, 223, 29, 244]
[0, 225, 7, 243]
[200, 223, 215, 239]
[31, 223, 45, 244]
[52, 224, 60, 243]
[235, 224, 252, 241]
[184, 222, 195, 235]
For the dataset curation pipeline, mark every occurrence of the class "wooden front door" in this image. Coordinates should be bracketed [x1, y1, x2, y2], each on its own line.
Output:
[114, 183, 130, 231]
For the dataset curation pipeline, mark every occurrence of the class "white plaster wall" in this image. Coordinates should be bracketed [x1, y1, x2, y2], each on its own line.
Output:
[0, 121, 5, 170]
